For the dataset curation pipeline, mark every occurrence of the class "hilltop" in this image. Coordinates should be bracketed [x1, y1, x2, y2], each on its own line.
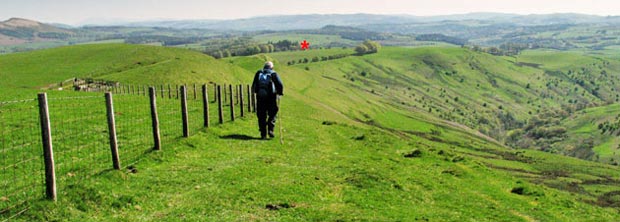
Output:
[0, 18, 73, 45]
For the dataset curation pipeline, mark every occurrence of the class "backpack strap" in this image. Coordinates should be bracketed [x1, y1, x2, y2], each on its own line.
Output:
[260, 69, 273, 80]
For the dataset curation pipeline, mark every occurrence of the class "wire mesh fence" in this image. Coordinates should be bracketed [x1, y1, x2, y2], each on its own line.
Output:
[114, 94, 153, 166]
[0, 99, 44, 220]
[157, 89, 184, 145]
[0, 82, 253, 220]
[187, 85, 206, 136]
[47, 95, 109, 180]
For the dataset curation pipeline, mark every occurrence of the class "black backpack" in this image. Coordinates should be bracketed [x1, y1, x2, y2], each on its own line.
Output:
[256, 69, 275, 98]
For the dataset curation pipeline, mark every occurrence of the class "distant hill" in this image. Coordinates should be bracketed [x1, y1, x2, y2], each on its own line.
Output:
[117, 13, 620, 31]
[123, 14, 416, 30]
[0, 18, 73, 45]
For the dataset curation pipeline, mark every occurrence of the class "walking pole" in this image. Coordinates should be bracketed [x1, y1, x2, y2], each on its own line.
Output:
[277, 96, 283, 145]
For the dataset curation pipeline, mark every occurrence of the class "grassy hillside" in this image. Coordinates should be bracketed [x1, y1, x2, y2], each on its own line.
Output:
[3, 43, 620, 161]
[1, 44, 619, 220]
[555, 104, 620, 164]
[22, 99, 620, 221]
[0, 44, 251, 100]
[256, 47, 620, 156]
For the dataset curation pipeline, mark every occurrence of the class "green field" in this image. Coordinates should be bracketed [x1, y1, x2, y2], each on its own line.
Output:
[1, 43, 620, 221]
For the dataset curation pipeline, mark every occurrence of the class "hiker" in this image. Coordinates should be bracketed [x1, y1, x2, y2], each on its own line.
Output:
[252, 61, 284, 139]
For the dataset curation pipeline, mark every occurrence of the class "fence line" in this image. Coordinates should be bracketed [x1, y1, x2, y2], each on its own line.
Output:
[0, 82, 254, 220]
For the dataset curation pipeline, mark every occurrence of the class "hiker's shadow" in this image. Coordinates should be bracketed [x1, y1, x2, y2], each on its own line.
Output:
[220, 134, 262, 140]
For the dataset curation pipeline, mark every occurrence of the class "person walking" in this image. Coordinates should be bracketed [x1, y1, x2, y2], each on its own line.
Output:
[251, 61, 284, 139]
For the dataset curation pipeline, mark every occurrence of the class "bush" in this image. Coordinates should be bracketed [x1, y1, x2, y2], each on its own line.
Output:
[355, 40, 381, 54]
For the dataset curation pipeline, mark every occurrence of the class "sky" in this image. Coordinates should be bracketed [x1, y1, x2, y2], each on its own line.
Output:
[1, 0, 620, 25]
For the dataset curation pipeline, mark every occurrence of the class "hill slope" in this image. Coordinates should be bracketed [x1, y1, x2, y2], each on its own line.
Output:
[0, 44, 249, 100]
[0, 44, 619, 220]
[259, 47, 620, 162]
[0, 18, 72, 45]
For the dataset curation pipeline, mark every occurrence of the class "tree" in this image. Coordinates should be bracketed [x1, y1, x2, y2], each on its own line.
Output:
[355, 44, 369, 54]
[214, 50, 223, 59]
[259, 44, 269, 53]
[355, 40, 381, 54]
[267, 44, 275, 53]
[362, 40, 381, 53]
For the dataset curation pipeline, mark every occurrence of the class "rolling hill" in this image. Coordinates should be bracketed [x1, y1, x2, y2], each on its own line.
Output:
[3, 43, 620, 162]
[0, 18, 73, 45]
[120, 13, 620, 31]
[1, 44, 620, 220]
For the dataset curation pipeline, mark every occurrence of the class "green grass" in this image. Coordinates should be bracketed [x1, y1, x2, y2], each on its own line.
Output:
[0, 44, 252, 101]
[19, 91, 620, 221]
[1, 43, 620, 220]
[557, 104, 620, 162]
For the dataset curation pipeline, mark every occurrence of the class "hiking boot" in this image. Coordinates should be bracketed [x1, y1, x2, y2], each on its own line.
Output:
[268, 130, 275, 138]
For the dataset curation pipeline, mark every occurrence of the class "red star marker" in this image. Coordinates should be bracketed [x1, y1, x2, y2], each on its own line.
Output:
[300, 40, 310, 50]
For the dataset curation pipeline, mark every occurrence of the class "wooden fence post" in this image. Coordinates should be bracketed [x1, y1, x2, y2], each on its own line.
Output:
[160, 85, 164, 98]
[213, 83, 217, 103]
[223, 84, 228, 104]
[168, 84, 172, 99]
[247, 84, 251, 113]
[181, 85, 189, 137]
[252, 91, 257, 113]
[229, 84, 235, 121]
[239, 85, 244, 117]
[202, 84, 209, 128]
[193, 83, 197, 100]
[176, 84, 180, 99]
[37, 93, 56, 201]
[149, 87, 162, 150]
[217, 85, 223, 124]
[235, 84, 239, 105]
[105, 92, 121, 170]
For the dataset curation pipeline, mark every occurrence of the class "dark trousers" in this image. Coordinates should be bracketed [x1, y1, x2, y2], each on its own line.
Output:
[256, 95, 279, 135]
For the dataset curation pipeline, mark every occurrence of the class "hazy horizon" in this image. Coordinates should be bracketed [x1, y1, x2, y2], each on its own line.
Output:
[1, 0, 620, 25]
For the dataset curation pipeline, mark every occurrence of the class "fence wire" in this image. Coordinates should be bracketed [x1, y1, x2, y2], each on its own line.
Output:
[156, 87, 184, 146]
[0, 99, 44, 220]
[114, 94, 153, 167]
[187, 85, 205, 136]
[47, 95, 109, 181]
[0, 82, 251, 220]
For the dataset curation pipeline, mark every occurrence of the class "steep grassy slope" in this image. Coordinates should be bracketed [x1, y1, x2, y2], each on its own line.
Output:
[554, 104, 620, 164]
[256, 47, 620, 161]
[1, 44, 619, 220]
